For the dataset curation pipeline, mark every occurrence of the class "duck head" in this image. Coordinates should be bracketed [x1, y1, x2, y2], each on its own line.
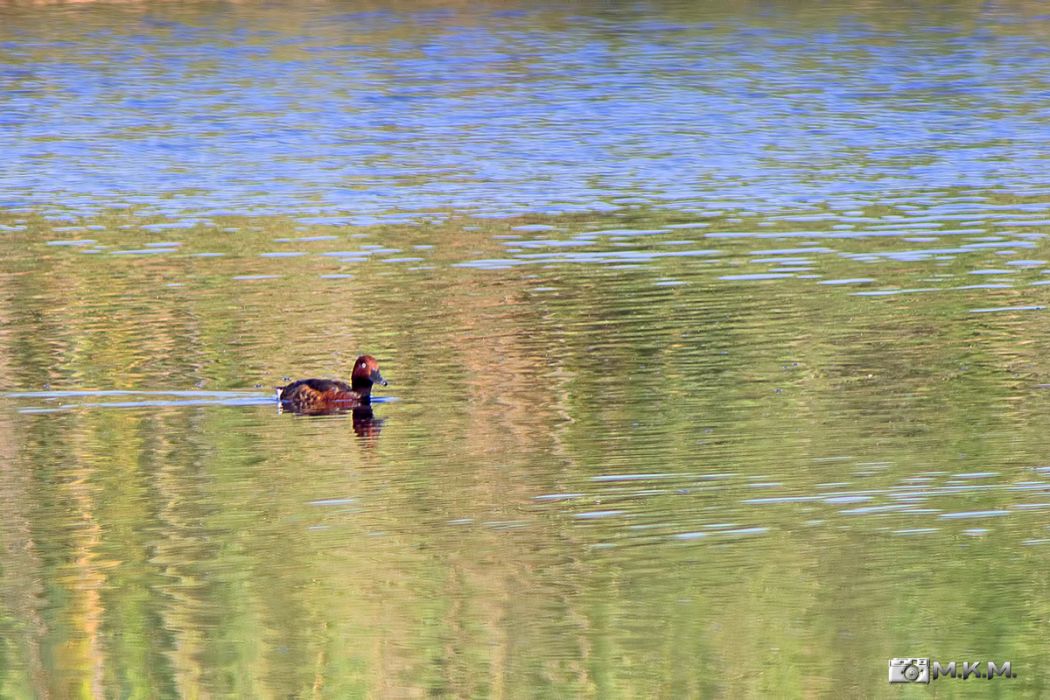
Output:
[350, 355, 387, 395]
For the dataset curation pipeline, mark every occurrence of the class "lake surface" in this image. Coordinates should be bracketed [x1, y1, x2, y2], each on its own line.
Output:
[2, 0, 1050, 696]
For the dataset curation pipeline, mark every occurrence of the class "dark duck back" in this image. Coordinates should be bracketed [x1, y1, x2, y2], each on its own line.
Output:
[278, 355, 387, 415]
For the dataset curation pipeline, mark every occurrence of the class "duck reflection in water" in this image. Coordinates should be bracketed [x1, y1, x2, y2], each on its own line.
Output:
[276, 355, 388, 439]
[350, 405, 383, 441]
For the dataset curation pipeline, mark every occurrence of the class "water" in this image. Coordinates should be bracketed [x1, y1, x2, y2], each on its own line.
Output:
[2, 0, 1050, 696]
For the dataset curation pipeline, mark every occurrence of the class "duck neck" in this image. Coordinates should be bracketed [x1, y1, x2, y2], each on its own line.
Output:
[351, 378, 373, 401]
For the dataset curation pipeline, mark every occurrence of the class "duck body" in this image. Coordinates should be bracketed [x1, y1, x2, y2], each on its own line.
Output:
[278, 378, 366, 413]
[278, 355, 387, 416]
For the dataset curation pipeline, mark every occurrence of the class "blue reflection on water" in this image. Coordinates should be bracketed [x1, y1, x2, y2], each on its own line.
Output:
[1, 3, 1048, 220]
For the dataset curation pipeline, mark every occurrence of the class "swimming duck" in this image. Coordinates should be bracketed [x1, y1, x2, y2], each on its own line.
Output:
[277, 355, 387, 415]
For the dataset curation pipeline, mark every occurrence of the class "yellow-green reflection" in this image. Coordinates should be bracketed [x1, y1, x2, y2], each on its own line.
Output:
[1, 200, 1050, 697]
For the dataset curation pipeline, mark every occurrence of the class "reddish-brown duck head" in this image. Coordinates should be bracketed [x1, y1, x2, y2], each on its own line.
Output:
[350, 355, 387, 394]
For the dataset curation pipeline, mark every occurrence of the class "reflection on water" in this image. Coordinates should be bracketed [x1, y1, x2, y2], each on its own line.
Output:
[3, 0, 1050, 696]
[3, 0, 1050, 222]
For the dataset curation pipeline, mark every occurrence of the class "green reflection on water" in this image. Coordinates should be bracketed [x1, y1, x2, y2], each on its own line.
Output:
[1, 203, 1050, 697]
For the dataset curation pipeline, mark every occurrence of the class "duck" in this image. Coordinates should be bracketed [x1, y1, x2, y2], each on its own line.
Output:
[277, 355, 387, 415]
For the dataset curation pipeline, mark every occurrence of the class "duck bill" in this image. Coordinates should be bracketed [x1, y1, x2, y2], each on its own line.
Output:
[371, 369, 388, 386]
